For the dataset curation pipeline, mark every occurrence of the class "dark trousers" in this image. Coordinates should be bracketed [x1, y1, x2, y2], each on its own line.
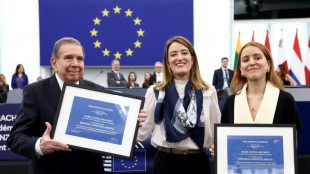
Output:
[153, 151, 211, 174]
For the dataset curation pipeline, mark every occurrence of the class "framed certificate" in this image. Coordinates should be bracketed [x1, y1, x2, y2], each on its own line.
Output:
[51, 83, 144, 159]
[215, 124, 297, 174]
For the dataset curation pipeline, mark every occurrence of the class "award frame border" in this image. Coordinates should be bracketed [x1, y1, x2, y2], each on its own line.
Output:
[51, 82, 144, 160]
[214, 124, 297, 174]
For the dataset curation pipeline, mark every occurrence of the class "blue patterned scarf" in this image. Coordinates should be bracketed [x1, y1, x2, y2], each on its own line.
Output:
[154, 80, 205, 150]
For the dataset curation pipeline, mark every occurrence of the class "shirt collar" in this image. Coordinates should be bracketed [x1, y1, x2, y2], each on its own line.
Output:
[55, 73, 79, 91]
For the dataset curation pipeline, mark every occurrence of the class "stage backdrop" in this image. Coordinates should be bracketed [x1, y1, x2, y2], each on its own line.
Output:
[39, 0, 193, 66]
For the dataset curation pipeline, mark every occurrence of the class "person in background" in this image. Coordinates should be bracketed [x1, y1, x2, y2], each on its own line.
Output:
[11, 64, 29, 89]
[107, 59, 129, 87]
[128, 71, 139, 88]
[142, 72, 151, 88]
[0, 74, 9, 103]
[149, 61, 163, 85]
[212, 57, 233, 90]
[276, 64, 297, 86]
[137, 36, 221, 174]
[37, 76, 43, 81]
[210, 42, 302, 159]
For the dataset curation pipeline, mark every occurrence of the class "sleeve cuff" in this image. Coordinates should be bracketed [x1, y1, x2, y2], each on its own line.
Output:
[35, 137, 43, 157]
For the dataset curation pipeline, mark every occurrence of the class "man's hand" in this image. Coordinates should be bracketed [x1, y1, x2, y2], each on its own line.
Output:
[137, 109, 147, 127]
[209, 145, 215, 158]
[40, 122, 72, 155]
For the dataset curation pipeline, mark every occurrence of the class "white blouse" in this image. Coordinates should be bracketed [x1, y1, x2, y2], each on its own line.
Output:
[137, 80, 221, 150]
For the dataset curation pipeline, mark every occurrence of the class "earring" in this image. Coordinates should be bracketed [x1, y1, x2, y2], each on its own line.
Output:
[241, 72, 244, 77]
[267, 68, 270, 73]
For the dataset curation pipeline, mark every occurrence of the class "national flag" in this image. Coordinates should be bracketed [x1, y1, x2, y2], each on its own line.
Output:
[39, 0, 193, 66]
[305, 36, 310, 84]
[277, 30, 289, 73]
[290, 30, 305, 85]
[251, 31, 255, 41]
[264, 30, 271, 54]
[234, 32, 242, 72]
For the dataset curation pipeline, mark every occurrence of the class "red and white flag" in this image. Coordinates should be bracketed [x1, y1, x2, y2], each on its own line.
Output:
[305, 36, 310, 84]
[265, 30, 271, 54]
[290, 30, 305, 85]
[251, 31, 255, 41]
[277, 30, 289, 72]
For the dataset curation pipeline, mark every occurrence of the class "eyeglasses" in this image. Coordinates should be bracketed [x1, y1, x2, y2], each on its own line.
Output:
[155, 67, 162, 69]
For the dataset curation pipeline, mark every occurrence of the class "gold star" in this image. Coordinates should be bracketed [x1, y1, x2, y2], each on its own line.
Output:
[114, 51, 122, 59]
[137, 29, 145, 37]
[125, 48, 133, 56]
[134, 40, 142, 48]
[125, 9, 133, 17]
[113, 6, 121, 14]
[101, 9, 110, 17]
[133, 17, 141, 25]
[102, 48, 110, 56]
[93, 40, 101, 48]
[93, 17, 101, 25]
[90, 29, 98, 37]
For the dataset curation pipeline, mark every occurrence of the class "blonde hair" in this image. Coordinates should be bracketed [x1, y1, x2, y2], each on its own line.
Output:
[230, 41, 284, 94]
[156, 36, 210, 91]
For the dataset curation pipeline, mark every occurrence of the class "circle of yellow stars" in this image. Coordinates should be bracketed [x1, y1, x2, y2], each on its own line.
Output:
[120, 155, 139, 170]
[90, 5, 145, 60]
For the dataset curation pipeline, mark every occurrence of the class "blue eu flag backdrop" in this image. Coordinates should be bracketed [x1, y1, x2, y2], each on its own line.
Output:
[39, 0, 193, 66]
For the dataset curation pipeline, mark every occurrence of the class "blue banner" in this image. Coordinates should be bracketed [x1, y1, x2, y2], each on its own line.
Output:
[0, 104, 26, 160]
[39, 0, 193, 66]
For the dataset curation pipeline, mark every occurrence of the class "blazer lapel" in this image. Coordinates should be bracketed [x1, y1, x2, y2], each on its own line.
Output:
[46, 74, 62, 111]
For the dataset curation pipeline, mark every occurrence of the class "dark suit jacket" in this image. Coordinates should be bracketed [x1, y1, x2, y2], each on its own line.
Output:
[107, 70, 128, 87]
[212, 68, 233, 90]
[7, 74, 105, 174]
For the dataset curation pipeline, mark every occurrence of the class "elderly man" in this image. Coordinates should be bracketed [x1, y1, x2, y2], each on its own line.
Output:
[149, 61, 163, 85]
[107, 59, 129, 87]
[7, 37, 105, 174]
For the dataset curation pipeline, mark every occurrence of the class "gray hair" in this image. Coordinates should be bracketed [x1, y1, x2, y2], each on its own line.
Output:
[52, 37, 85, 59]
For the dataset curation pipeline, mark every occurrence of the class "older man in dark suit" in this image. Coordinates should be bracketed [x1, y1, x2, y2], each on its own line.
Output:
[7, 37, 105, 174]
[107, 60, 129, 87]
[212, 57, 233, 90]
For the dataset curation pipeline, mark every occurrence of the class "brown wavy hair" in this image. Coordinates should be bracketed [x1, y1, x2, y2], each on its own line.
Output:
[156, 36, 210, 91]
[230, 41, 283, 94]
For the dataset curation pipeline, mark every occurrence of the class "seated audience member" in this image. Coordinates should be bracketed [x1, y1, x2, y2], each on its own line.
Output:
[276, 64, 297, 86]
[149, 61, 163, 85]
[107, 59, 129, 87]
[142, 72, 151, 88]
[37, 76, 43, 81]
[128, 72, 139, 88]
[11, 64, 29, 89]
[0, 74, 9, 103]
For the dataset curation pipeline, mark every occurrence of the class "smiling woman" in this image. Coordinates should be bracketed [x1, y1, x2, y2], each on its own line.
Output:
[137, 36, 221, 174]
[220, 41, 302, 131]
